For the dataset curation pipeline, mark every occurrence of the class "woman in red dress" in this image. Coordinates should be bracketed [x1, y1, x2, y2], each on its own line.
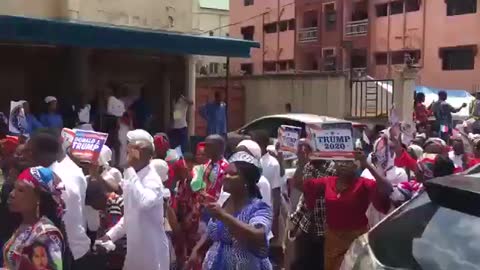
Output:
[297, 151, 392, 270]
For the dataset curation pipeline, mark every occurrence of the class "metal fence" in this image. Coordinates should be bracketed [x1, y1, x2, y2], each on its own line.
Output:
[350, 79, 394, 118]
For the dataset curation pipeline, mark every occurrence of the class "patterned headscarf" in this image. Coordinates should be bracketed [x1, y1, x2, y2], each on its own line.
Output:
[228, 151, 261, 168]
[17, 167, 65, 218]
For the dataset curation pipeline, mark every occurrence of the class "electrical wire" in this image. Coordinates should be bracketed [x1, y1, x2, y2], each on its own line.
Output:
[200, 1, 295, 34]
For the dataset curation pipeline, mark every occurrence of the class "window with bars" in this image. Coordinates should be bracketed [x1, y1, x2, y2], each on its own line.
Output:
[324, 3, 336, 31]
[241, 26, 255, 40]
[447, 0, 477, 16]
[241, 63, 253, 75]
[244, 0, 254, 6]
[441, 47, 475, 70]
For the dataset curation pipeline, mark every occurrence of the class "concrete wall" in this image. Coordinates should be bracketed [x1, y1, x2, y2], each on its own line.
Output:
[240, 74, 349, 122]
[0, 0, 63, 18]
[229, 0, 295, 75]
[68, 0, 193, 32]
[0, 0, 193, 33]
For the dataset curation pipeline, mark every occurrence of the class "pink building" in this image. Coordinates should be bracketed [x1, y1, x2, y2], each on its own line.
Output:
[229, 0, 296, 75]
[232, 0, 480, 92]
[367, 0, 480, 92]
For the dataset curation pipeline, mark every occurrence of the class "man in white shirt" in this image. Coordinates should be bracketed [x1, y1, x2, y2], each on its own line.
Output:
[107, 83, 126, 118]
[252, 131, 282, 239]
[100, 129, 169, 270]
[171, 94, 193, 153]
[26, 131, 91, 269]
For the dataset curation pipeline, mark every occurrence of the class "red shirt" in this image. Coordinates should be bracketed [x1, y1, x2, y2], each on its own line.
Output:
[415, 103, 431, 124]
[394, 149, 417, 172]
[467, 157, 480, 169]
[304, 176, 390, 230]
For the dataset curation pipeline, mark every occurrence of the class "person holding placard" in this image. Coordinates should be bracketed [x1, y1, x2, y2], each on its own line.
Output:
[296, 151, 392, 270]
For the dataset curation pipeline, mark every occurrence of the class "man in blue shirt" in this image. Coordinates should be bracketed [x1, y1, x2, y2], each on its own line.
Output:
[199, 91, 227, 136]
[23, 101, 43, 134]
[40, 96, 64, 129]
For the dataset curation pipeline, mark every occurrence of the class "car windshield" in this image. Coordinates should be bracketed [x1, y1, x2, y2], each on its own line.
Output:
[368, 191, 480, 270]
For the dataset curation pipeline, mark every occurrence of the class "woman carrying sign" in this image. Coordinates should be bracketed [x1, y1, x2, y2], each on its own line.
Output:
[295, 151, 392, 270]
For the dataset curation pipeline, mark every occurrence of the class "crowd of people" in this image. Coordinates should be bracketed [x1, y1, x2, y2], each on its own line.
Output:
[0, 89, 479, 270]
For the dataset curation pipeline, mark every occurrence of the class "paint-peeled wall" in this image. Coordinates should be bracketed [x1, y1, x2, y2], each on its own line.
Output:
[0, 0, 63, 18]
[0, 0, 193, 32]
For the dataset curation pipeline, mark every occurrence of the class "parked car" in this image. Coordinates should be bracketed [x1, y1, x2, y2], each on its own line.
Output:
[228, 113, 366, 175]
[227, 113, 367, 211]
[341, 166, 480, 270]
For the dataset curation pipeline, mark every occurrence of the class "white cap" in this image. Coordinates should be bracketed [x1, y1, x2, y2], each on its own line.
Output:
[44, 96, 57, 104]
[237, 140, 262, 159]
[101, 167, 123, 186]
[98, 145, 112, 167]
[126, 129, 155, 150]
[150, 159, 169, 182]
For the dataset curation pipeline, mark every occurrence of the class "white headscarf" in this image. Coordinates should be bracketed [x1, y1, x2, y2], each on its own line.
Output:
[237, 140, 262, 159]
[98, 145, 113, 167]
[126, 129, 155, 151]
[150, 159, 169, 182]
[44, 96, 57, 104]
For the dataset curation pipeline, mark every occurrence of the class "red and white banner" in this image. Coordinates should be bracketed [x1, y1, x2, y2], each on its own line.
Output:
[306, 122, 355, 160]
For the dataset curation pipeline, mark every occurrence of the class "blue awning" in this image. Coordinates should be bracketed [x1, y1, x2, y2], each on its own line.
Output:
[0, 15, 259, 58]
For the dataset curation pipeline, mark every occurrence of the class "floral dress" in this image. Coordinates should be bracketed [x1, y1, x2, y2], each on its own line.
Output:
[2, 216, 63, 270]
[203, 199, 273, 270]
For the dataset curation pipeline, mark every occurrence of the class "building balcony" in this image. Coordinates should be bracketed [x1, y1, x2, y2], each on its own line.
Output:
[344, 67, 368, 78]
[298, 27, 318, 43]
[345, 19, 368, 37]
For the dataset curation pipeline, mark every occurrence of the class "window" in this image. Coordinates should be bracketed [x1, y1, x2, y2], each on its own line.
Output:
[441, 46, 475, 70]
[303, 10, 318, 28]
[264, 23, 277, 34]
[278, 61, 287, 71]
[391, 51, 406, 65]
[405, 0, 420, 12]
[288, 60, 295, 70]
[376, 3, 388, 17]
[323, 48, 336, 71]
[288, 19, 296, 30]
[244, 0, 254, 6]
[241, 63, 253, 75]
[375, 52, 388, 65]
[390, 1, 404, 15]
[324, 3, 337, 31]
[404, 50, 421, 64]
[263, 62, 276, 72]
[241, 26, 255, 40]
[447, 0, 476, 16]
[279, 21, 288, 32]
[209, 63, 219, 74]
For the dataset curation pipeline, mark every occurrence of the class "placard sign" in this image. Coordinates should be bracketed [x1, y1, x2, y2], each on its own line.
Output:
[307, 122, 355, 160]
[70, 130, 108, 162]
[9, 100, 26, 135]
[277, 125, 302, 153]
